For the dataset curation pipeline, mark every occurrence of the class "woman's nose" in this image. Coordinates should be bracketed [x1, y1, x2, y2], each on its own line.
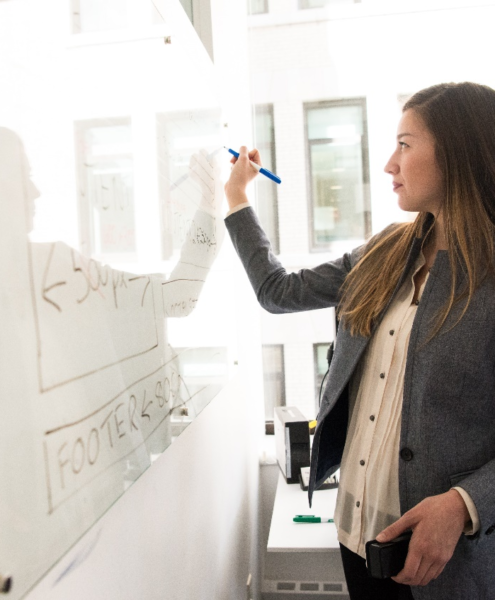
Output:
[384, 153, 399, 175]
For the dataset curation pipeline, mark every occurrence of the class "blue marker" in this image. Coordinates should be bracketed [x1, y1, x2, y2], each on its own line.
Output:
[225, 147, 282, 184]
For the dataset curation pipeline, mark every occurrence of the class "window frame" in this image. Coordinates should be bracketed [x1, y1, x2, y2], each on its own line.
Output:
[262, 343, 286, 435]
[74, 116, 137, 261]
[254, 103, 280, 255]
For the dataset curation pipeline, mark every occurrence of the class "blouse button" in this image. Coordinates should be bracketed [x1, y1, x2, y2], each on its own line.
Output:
[356, 501, 361, 508]
[360, 459, 365, 466]
[369, 415, 375, 422]
[379, 372, 385, 379]
[415, 300, 420, 306]
[389, 330, 395, 336]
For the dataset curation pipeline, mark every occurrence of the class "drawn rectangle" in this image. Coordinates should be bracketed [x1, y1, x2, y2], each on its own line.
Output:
[29, 241, 159, 392]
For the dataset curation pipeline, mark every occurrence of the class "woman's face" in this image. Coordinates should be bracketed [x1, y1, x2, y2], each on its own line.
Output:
[384, 109, 444, 215]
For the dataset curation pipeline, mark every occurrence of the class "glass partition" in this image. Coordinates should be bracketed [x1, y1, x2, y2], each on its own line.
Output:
[0, 0, 234, 597]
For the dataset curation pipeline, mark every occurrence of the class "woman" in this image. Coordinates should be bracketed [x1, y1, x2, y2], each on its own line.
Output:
[224, 82, 495, 600]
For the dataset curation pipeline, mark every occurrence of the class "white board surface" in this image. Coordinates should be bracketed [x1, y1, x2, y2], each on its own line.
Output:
[0, 1, 236, 597]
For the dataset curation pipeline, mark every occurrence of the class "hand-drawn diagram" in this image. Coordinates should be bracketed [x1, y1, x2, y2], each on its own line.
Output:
[42, 343, 226, 513]
[43, 351, 174, 512]
[33, 143, 225, 510]
[30, 242, 158, 393]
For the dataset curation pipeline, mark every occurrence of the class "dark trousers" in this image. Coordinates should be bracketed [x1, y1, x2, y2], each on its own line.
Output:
[340, 544, 414, 600]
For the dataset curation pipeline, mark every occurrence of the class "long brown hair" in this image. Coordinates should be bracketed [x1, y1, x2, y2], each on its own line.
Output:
[338, 82, 495, 338]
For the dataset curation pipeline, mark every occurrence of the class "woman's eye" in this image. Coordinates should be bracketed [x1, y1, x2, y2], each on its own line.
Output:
[398, 141, 408, 150]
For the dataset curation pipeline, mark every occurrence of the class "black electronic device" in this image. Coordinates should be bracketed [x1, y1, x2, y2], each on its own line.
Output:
[274, 406, 310, 484]
[365, 531, 412, 579]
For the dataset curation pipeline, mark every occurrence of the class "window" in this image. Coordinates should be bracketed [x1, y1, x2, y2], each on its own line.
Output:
[74, 118, 136, 258]
[299, 0, 360, 8]
[72, 0, 128, 34]
[262, 345, 286, 432]
[254, 104, 280, 254]
[156, 109, 223, 260]
[305, 99, 371, 250]
[248, 0, 268, 15]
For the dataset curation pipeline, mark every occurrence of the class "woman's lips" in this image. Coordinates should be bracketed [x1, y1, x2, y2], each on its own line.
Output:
[393, 182, 403, 191]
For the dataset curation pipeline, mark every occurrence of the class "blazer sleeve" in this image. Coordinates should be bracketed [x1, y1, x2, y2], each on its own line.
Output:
[453, 460, 495, 543]
[224, 206, 364, 313]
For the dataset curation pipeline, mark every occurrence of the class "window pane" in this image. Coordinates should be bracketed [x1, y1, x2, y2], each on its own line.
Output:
[307, 104, 364, 140]
[248, 0, 268, 15]
[306, 102, 370, 246]
[262, 345, 285, 420]
[156, 110, 222, 259]
[75, 120, 136, 257]
[254, 105, 279, 254]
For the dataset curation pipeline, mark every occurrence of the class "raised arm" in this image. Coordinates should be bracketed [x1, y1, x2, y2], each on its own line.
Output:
[224, 146, 363, 313]
[227, 206, 362, 313]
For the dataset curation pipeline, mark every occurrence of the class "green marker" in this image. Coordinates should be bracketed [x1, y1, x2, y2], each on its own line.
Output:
[293, 515, 334, 523]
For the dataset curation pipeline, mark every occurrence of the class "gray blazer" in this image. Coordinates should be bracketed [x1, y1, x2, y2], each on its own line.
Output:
[226, 207, 495, 600]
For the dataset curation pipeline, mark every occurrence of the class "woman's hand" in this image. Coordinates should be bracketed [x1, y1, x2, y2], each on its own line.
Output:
[376, 489, 470, 587]
[224, 146, 261, 210]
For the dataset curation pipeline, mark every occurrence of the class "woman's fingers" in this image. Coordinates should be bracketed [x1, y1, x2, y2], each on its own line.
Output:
[224, 146, 262, 209]
[248, 148, 261, 166]
[228, 147, 261, 167]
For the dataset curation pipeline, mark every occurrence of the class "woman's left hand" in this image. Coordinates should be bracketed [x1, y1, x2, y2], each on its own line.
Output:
[376, 489, 470, 587]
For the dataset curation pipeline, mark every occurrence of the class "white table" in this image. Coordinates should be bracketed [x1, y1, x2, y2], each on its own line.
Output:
[262, 473, 349, 599]
[268, 473, 340, 552]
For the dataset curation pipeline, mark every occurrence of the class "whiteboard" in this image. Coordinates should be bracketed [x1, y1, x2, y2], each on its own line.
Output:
[0, 1, 235, 597]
